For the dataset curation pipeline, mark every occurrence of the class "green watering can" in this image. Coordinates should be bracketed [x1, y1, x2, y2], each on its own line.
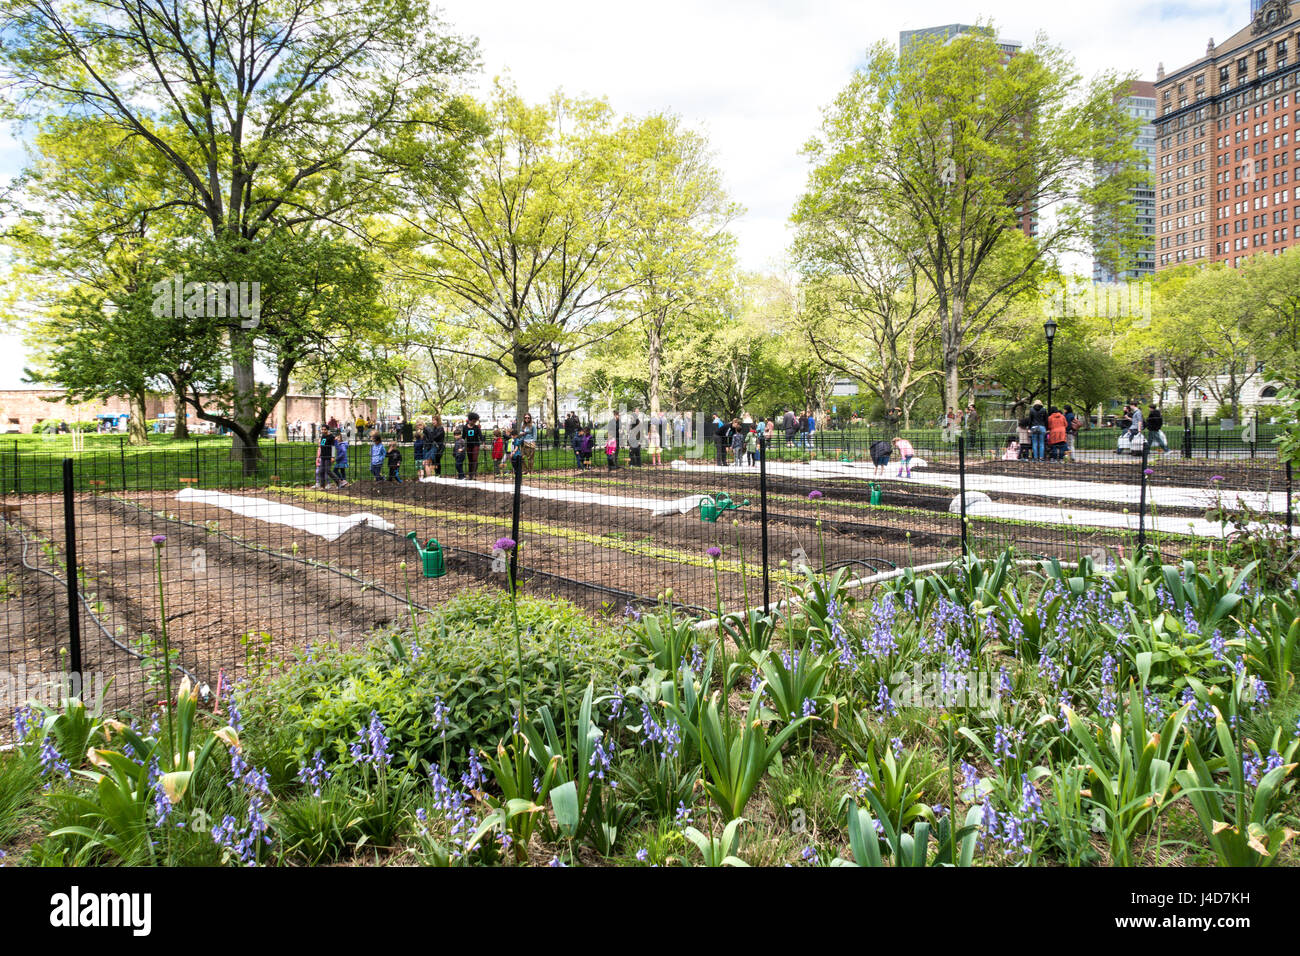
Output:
[869, 483, 882, 506]
[406, 531, 447, 578]
[699, 493, 750, 522]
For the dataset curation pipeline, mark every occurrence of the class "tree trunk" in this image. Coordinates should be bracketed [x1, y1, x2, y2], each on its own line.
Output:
[514, 349, 533, 424]
[172, 381, 190, 439]
[128, 389, 149, 446]
[229, 328, 260, 473]
[943, 299, 963, 415]
[274, 395, 287, 444]
[647, 319, 663, 420]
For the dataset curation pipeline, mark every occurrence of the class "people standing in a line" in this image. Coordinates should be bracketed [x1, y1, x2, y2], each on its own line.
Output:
[314, 428, 340, 489]
[429, 415, 446, 477]
[712, 414, 729, 465]
[805, 408, 817, 452]
[370, 432, 385, 480]
[452, 426, 467, 479]
[492, 428, 506, 475]
[465, 412, 483, 478]
[1047, 406, 1068, 461]
[783, 408, 798, 446]
[413, 419, 425, 473]
[1028, 400, 1048, 461]
[744, 425, 758, 467]
[648, 415, 663, 466]
[605, 432, 618, 470]
[627, 408, 643, 466]
[608, 410, 622, 467]
[1017, 417, 1031, 460]
[571, 426, 585, 469]
[730, 418, 745, 466]
[520, 414, 537, 473]
[892, 435, 915, 478]
[332, 432, 351, 486]
[385, 441, 402, 482]
[1146, 403, 1168, 456]
[964, 403, 981, 455]
[578, 427, 594, 469]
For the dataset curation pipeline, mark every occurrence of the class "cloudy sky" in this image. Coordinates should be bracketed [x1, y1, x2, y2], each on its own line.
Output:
[0, 0, 1246, 387]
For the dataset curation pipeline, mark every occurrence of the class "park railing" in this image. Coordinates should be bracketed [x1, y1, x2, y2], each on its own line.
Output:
[1, 427, 1294, 737]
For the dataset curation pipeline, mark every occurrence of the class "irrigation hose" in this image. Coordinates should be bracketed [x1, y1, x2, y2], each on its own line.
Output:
[0, 513, 202, 686]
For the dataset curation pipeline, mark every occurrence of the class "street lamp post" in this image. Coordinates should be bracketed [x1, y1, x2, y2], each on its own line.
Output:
[1043, 319, 1058, 414]
[550, 345, 561, 448]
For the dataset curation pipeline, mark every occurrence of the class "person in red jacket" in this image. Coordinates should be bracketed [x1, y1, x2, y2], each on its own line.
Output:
[1047, 407, 1068, 461]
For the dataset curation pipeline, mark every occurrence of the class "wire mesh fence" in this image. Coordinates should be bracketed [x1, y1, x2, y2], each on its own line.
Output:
[1, 422, 1295, 738]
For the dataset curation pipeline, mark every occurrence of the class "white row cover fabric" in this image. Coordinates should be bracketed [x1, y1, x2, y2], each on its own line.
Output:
[671, 459, 1290, 514]
[176, 488, 395, 541]
[417, 474, 702, 516]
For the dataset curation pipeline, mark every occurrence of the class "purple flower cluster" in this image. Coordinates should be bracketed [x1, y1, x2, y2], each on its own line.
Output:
[589, 736, 617, 782]
[350, 711, 392, 769]
[13, 705, 37, 741]
[639, 704, 682, 760]
[38, 736, 70, 786]
[296, 750, 331, 797]
[211, 764, 272, 865]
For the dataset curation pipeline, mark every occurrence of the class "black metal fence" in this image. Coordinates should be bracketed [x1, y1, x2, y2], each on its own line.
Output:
[2, 428, 1294, 734]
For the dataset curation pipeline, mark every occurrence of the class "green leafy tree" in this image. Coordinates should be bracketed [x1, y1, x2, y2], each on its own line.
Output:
[1, 0, 478, 466]
[804, 25, 1145, 413]
[408, 81, 639, 418]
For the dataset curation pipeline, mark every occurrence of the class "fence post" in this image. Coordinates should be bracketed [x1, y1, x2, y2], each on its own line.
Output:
[13, 440, 19, 498]
[958, 433, 969, 557]
[1287, 461, 1294, 540]
[759, 433, 770, 613]
[1137, 440, 1150, 553]
[509, 455, 522, 587]
[1183, 418, 1192, 459]
[119, 436, 127, 490]
[61, 458, 82, 677]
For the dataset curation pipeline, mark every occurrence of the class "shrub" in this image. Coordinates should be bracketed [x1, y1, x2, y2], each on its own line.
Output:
[241, 590, 638, 779]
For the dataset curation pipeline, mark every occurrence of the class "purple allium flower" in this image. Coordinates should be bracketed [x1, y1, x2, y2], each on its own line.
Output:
[808, 490, 823, 499]
[706, 546, 722, 559]
[494, 537, 516, 551]
[151, 534, 167, 545]
[1210, 475, 1224, 482]
[1143, 468, 1154, 476]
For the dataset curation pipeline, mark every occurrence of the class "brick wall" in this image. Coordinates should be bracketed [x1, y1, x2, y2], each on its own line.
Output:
[0, 390, 377, 433]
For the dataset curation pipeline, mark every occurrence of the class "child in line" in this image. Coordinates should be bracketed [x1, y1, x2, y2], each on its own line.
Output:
[744, 427, 758, 466]
[729, 419, 745, 467]
[453, 426, 467, 479]
[1002, 438, 1020, 461]
[509, 427, 524, 467]
[370, 432, 385, 480]
[332, 434, 351, 487]
[491, 428, 505, 476]
[605, 434, 618, 470]
[577, 428, 593, 469]
[892, 435, 915, 478]
[385, 442, 402, 482]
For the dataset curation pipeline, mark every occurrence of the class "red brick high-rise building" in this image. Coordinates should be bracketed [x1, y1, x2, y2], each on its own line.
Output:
[1155, 0, 1300, 269]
